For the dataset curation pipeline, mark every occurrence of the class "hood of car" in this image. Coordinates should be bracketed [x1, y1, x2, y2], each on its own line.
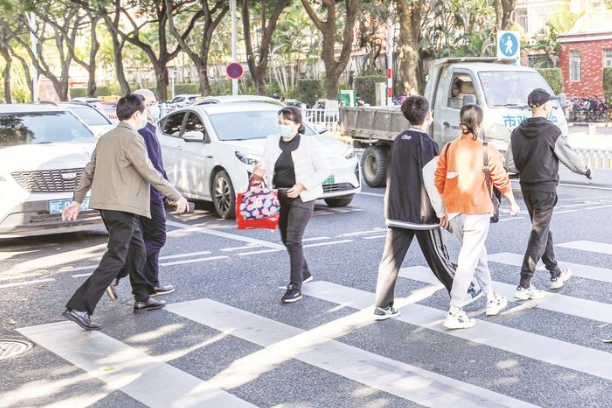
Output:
[222, 135, 350, 159]
[0, 143, 96, 174]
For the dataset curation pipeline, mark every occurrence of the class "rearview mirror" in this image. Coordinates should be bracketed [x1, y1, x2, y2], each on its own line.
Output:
[462, 94, 477, 107]
[182, 130, 205, 142]
[557, 93, 568, 107]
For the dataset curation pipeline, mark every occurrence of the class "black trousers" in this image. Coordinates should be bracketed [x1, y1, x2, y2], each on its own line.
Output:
[117, 198, 167, 287]
[278, 191, 314, 290]
[374, 227, 455, 308]
[66, 210, 154, 315]
[520, 190, 561, 288]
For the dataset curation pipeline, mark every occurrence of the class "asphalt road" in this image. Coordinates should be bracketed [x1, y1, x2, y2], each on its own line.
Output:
[1, 167, 612, 408]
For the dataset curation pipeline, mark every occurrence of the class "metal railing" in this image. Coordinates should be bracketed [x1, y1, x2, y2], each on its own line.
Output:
[575, 149, 612, 169]
[302, 108, 339, 133]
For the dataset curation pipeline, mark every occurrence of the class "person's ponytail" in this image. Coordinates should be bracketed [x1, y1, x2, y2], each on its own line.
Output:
[459, 104, 484, 140]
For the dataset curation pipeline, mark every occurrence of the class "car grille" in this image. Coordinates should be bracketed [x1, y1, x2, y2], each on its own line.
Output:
[323, 183, 356, 193]
[11, 168, 84, 193]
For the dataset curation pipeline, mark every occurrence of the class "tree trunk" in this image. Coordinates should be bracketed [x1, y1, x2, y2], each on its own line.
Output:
[396, 0, 424, 96]
[11, 51, 33, 100]
[155, 65, 169, 102]
[0, 28, 12, 103]
[197, 66, 210, 97]
[112, 36, 130, 94]
[501, 0, 517, 30]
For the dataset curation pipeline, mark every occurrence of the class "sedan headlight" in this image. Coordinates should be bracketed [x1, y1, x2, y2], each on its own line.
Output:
[235, 151, 260, 166]
[344, 147, 356, 160]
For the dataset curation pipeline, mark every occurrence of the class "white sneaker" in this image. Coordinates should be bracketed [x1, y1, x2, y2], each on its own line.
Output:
[485, 293, 508, 316]
[514, 284, 547, 300]
[443, 310, 475, 329]
[550, 268, 571, 289]
[374, 305, 401, 321]
[303, 276, 314, 284]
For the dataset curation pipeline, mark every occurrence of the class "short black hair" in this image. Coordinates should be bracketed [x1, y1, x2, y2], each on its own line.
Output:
[401, 96, 430, 126]
[116, 93, 145, 121]
[278, 106, 305, 134]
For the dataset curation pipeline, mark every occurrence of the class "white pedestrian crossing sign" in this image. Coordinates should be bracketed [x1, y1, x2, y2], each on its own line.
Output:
[497, 30, 520, 65]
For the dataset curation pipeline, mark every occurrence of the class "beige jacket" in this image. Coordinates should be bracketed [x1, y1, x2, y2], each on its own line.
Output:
[74, 122, 181, 218]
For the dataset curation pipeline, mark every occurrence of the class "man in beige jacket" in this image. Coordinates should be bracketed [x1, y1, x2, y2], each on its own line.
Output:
[61, 94, 188, 330]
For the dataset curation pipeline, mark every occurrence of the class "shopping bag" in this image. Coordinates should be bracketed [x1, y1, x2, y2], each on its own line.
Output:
[236, 181, 280, 230]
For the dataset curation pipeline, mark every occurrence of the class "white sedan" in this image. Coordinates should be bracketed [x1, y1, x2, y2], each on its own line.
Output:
[156, 103, 361, 218]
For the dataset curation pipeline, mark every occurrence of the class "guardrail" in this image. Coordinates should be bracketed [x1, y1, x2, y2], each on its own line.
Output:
[575, 149, 612, 169]
[302, 108, 339, 132]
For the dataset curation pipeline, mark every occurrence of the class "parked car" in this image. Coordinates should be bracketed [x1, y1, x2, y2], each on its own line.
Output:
[157, 103, 361, 218]
[195, 95, 285, 107]
[59, 102, 115, 139]
[168, 94, 202, 107]
[0, 104, 101, 238]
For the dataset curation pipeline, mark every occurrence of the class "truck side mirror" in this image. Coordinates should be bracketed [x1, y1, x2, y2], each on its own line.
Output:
[462, 94, 477, 107]
[557, 93, 567, 107]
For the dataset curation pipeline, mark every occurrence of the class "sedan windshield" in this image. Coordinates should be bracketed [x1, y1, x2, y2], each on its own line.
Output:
[63, 104, 111, 126]
[478, 71, 555, 108]
[208, 110, 316, 141]
[0, 111, 95, 148]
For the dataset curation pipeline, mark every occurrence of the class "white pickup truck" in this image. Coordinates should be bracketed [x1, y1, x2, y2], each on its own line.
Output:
[340, 57, 569, 187]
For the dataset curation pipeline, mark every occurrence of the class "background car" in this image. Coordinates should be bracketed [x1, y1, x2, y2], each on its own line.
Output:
[59, 102, 115, 138]
[0, 104, 101, 238]
[194, 95, 285, 107]
[157, 103, 361, 218]
[167, 94, 202, 108]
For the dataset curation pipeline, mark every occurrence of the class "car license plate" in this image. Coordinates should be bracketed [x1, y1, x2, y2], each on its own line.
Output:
[323, 175, 335, 185]
[49, 197, 91, 214]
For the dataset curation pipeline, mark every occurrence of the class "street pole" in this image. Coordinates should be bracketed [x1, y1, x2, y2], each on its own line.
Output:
[386, 5, 394, 106]
[230, 0, 238, 96]
[170, 67, 175, 100]
[27, 12, 38, 102]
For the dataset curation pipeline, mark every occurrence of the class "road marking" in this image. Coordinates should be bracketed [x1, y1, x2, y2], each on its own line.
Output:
[362, 234, 388, 240]
[583, 204, 612, 210]
[161, 255, 228, 267]
[17, 322, 258, 408]
[0, 278, 55, 289]
[167, 220, 284, 250]
[303, 240, 353, 248]
[359, 192, 385, 197]
[220, 245, 261, 252]
[557, 183, 612, 191]
[302, 236, 331, 242]
[556, 240, 612, 256]
[400, 266, 612, 324]
[302, 281, 612, 383]
[337, 228, 386, 237]
[0, 272, 45, 282]
[167, 299, 534, 408]
[497, 217, 526, 222]
[72, 273, 92, 278]
[161, 251, 213, 259]
[553, 209, 577, 214]
[237, 249, 284, 256]
[488, 252, 612, 284]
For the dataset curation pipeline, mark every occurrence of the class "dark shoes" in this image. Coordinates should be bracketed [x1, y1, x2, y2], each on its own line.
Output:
[134, 297, 166, 313]
[151, 284, 175, 297]
[281, 285, 302, 304]
[62, 309, 101, 331]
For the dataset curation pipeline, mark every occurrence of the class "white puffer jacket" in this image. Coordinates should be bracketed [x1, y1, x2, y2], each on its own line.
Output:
[259, 134, 331, 202]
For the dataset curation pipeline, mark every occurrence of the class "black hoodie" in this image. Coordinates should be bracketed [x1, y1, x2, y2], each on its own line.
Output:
[506, 117, 587, 192]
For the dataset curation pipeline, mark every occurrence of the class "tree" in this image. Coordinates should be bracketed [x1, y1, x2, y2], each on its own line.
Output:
[0, 24, 12, 102]
[241, 0, 291, 95]
[165, 0, 227, 96]
[493, 0, 517, 31]
[301, 0, 361, 100]
[396, 0, 427, 95]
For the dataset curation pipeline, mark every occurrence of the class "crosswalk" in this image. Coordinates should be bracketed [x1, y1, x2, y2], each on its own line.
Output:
[10, 239, 612, 408]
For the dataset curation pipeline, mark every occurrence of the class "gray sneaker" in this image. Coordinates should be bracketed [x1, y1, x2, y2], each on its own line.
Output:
[374, 305, 401, 321]
[550, 269, 571, 289]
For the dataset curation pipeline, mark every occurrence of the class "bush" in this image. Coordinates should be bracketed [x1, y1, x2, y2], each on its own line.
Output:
[174, 83, 199, 95]
[604, 67, 612, 102]
[537, 68, 563, 95]
[297, 79, 322, 107]
[354, 75, 386, 105]
[70, 88, 87, 99]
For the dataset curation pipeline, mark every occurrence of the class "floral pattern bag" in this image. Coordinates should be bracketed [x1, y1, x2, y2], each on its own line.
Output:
[236, 181, 280, 230]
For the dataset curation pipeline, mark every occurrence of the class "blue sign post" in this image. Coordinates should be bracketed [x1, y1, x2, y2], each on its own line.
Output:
[497, 31, 520, 65]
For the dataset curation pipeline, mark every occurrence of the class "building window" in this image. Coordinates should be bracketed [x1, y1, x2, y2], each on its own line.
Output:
[604, 49, 612, 68]
[570, 51, 581, 82]
[516, 9, 528, 33]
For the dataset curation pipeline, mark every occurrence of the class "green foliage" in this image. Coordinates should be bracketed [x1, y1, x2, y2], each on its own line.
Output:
[354, 75, 385, 105]
[297, 79, 321, 107]
[604, 67, 612, 102]
[537, 68, 564, 95]
[174, 83, 199, 95]
[70, 88, 87, 98]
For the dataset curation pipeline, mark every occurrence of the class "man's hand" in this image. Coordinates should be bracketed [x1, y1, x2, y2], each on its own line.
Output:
[62, 202, 81, 222]
[287, 183, 306, 198]
[439, 214, 450, 230]
[169, 196, 189, 213]
[585, 168, 593, 180]
[510, 202, 521, 217]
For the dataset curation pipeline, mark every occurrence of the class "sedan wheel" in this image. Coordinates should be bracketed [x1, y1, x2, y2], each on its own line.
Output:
[212, 170, 236, 219]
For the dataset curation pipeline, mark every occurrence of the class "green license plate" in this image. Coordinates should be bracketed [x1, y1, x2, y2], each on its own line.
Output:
[323, 175, 335, 185]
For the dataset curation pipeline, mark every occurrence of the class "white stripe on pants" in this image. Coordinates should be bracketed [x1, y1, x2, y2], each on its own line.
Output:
[449, 214, 492, 308]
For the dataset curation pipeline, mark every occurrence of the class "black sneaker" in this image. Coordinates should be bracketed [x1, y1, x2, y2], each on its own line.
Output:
[281, 285, 302, 304]
[62, 309, 101, 331]
[151, 284, 175, 296]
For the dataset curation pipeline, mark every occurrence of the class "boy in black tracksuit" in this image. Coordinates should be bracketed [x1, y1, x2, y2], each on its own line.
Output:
[506, 88, 592, 300]
[374, 96, 480, 320]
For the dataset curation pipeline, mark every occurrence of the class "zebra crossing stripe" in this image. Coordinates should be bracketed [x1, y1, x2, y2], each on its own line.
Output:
[399, 266, 612, 324]
[556, 240, 612, 256]
[488, 252, 612, 284]
[17, 322, 258, 408]
[301, 281, 612, 383]
[167, 298, 536, 408]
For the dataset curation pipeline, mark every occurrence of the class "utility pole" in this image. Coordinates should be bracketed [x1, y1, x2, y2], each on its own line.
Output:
[386, 4, 394, 106]
[27, 12, 38, 102]
[230, 0, 238, 95]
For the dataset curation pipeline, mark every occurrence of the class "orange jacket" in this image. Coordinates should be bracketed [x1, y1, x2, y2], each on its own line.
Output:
[435, 135, 511, 215]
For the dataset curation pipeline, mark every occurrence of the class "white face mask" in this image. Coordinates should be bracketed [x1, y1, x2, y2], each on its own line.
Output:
[149, 105, 160, 122]
[278, 124, 294, 137]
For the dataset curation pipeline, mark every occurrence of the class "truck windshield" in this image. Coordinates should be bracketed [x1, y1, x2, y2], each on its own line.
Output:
[478, 71, 553, 108]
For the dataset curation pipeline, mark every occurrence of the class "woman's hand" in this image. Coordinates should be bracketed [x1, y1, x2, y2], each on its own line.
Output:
[510, 202, 521, 217]
[287, 183, 306, 198]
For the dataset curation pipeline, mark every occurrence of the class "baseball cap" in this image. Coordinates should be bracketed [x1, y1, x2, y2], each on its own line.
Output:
[527, 88, 559, 108]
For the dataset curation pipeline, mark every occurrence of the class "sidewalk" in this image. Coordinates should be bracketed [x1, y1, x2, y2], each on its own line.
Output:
[568, 125, 612, 150]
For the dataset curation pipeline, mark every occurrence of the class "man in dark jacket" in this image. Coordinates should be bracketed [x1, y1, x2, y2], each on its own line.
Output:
[374, 96, 481, 320]
[506, 88, 592, 300]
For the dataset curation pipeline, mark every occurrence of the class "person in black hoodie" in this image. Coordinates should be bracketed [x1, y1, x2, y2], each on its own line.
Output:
[506, 88, 592, 300]
[374, 96, 481, 320]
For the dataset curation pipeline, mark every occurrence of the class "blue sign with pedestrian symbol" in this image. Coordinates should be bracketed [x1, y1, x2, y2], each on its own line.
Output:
[497, 30, 520, 64]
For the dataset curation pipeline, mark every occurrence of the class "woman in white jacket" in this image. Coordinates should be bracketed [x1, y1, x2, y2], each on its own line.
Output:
[253, 107, 330, 304]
